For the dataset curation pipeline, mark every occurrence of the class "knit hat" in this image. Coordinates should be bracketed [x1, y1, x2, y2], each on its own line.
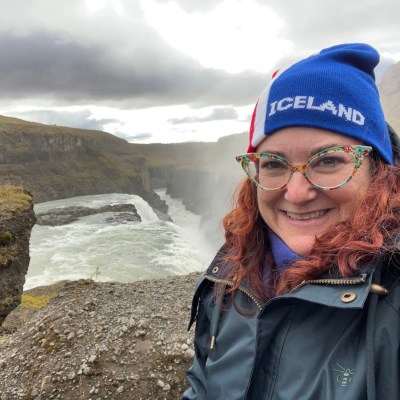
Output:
[248, 43, 393, 164]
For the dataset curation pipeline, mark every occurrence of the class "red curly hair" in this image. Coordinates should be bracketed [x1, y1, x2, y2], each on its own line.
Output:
[222, 159, 400, 301]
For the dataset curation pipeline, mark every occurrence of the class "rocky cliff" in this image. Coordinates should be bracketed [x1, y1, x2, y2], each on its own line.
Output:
[0, 186, 36, 324]
[379, 61, 400, 132]
[0, 116, 167, 214]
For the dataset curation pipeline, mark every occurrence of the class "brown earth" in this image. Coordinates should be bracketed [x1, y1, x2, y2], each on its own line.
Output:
[0, 273, 201, 400]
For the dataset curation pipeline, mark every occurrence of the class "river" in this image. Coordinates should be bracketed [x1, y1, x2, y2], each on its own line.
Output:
[26, 190, 221, 290]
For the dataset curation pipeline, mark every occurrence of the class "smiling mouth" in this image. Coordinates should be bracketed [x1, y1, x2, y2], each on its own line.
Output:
[286, 210, 328, 220]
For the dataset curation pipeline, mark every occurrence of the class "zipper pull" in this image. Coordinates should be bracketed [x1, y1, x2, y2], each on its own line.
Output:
[369, 283, 388, 296]
[210, 336, 216, 350]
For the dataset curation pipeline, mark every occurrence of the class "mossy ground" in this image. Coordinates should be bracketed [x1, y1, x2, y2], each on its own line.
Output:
[21, 294, 52, 309]
[0, 185, 32, 213]
[0, 185, 33, 266]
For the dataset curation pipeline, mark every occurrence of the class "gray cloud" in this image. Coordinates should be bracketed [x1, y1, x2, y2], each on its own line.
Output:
[0, 30, 266, 108]
[168, 107, 239, 124]
[261, 0, 400, 58]
[0, 0, 399, 115]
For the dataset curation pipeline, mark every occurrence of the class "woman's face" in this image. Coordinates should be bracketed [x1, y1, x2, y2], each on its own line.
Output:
[256, 127, 372, 256]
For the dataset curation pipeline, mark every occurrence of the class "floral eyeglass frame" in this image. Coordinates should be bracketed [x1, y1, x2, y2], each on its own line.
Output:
[235, 145, 373, 191]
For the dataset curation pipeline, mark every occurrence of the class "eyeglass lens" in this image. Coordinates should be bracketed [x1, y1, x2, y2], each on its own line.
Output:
[247, 150, 358, 190]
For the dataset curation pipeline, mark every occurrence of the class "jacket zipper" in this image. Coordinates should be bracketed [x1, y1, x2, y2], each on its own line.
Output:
[205, 274, 264, 350]
[206, 274, 368, 308]
[204, 275, 264, 311]
[289, 274, 367, 293]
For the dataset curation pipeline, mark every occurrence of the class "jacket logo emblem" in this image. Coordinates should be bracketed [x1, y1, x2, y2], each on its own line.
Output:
[334, 363, 354, 387]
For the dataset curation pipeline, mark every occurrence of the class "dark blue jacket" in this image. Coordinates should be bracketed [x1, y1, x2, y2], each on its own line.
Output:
[182, 250, 400, 400]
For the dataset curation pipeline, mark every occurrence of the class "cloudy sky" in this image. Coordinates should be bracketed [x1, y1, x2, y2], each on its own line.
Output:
[1, 0, 400, 143]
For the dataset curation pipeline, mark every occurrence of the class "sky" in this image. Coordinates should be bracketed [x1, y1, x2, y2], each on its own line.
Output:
[0, 0, 400, 144]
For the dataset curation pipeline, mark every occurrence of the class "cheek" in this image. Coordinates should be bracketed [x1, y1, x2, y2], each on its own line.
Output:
[257, 189, 271, 207]
[257, 190, 280, 218]
[326, 186, 365, 217]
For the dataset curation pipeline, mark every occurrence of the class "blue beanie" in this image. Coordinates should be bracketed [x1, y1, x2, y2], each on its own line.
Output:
[248, 43, 393, 164]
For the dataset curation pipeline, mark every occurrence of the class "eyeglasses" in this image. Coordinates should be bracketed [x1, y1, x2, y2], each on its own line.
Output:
[235, 145, 372, 191]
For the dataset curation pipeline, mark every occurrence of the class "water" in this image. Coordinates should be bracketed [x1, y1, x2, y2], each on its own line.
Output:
[26, 190, 220, 290]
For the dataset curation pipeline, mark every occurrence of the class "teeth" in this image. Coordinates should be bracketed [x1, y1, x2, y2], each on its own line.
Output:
[286, 210, 326, 220]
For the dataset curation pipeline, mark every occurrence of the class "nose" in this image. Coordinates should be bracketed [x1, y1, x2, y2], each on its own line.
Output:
[284, 171, 318, 204]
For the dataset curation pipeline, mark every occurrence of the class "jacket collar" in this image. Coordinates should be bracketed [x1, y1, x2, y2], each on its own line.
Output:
[204, 245, 388, 310]
[272, 272, 373, 310]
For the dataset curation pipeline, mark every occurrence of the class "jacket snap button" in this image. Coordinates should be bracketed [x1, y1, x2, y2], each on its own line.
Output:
[212, 267, 219, 274]
[340, 291, 357, 303]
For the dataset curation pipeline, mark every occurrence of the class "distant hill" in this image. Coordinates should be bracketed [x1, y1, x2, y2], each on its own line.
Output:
[0, 115, 167, 213]
[0, 115, 43, 125]
[379, 61, 400, 133]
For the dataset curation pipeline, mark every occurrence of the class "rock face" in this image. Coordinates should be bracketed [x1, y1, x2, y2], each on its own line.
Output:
[0, 116, 168, 216]
[378, 61, 400, 133]
[36, 204, 142, 226]
[0, 186, 36, 324]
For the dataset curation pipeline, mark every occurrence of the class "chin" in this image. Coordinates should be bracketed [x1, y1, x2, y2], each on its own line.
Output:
[288, 241, 314, 257]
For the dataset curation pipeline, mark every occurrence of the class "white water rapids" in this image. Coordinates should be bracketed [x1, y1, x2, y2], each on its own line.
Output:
[26, 190, 221, 290]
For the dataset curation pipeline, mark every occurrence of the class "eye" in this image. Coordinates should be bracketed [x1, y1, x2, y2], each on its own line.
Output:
[259, 159, 286, 170]
[257, 158, 288, 178]
[316, 156, 344, 167]
[310, 152, 354, 172]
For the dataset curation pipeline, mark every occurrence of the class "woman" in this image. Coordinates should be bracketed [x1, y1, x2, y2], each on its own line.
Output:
[182, 43, 400, 400]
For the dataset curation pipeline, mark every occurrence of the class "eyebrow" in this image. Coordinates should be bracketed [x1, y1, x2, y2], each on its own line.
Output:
[260, 143, 342, 158]
[311, 143, 342, 154]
